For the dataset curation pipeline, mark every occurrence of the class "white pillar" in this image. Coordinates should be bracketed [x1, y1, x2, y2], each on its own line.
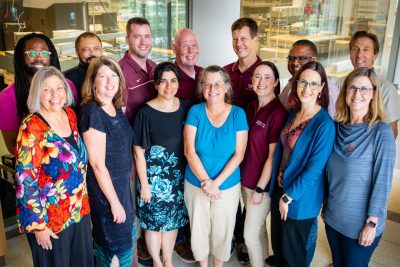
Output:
[191, 0, 240, 67]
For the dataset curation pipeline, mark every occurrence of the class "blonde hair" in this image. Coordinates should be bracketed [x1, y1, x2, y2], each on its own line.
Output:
[335, 68, 385, 125]
[27, 66, 74, 113]
[81, 56, 125, 108]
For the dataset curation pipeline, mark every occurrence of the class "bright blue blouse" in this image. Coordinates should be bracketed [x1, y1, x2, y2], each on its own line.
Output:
[184, 103, 248, 190]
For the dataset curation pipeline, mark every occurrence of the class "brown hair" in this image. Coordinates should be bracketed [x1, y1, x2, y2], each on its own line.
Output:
[81, 57, 125, 108]
[349, 31, 379, 55]
[126, 17, 151, 36]
[288, 61, 329, 109]
[231, 17, 258, 38]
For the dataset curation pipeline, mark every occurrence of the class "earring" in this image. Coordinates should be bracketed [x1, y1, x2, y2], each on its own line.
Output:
[318, 92, 321, 99]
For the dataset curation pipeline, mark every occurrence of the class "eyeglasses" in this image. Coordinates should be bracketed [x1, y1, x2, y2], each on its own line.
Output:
[297, 79, 321, 91]
[24, 50, 52, 58]
[202, 82, 225, 90]
[346, 85, 373, 95]
[287, 55, 315, 63]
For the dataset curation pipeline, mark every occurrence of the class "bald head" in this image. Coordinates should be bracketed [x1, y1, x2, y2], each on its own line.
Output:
[173, 28, 199, 74]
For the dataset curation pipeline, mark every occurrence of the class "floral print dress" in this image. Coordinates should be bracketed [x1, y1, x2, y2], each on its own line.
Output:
[133, 100, 189, 232]
[14, 107, 90, 234]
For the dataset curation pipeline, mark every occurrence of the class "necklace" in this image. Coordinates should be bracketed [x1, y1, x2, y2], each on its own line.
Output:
[206, 104, 228, 126]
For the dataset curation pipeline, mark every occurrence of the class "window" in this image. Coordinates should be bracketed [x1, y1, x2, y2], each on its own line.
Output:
[241, 0, 398, 82]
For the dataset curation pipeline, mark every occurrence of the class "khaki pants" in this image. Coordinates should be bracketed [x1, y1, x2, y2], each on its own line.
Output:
[184, 181, 240, 262]
[242, 187, 271, 267]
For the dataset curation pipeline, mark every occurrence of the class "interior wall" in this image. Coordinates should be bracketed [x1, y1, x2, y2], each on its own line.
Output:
[191, 0, 240, 67]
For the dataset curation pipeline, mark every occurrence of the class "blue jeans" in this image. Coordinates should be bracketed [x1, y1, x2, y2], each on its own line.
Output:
[325, 223, 381, 267]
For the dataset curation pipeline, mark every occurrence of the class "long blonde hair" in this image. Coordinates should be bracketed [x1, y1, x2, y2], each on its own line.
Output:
[335, 68, 385, 125]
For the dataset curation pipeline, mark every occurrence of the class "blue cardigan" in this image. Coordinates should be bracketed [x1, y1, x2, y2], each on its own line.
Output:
[269, 108, 335, 220]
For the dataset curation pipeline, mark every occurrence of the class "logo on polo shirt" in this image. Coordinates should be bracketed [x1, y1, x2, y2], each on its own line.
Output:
[246, 84, 253, 91]
[256, 120, 265, 128]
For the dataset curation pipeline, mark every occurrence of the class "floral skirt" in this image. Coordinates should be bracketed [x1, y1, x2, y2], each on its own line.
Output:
[137, 145, 188, 232]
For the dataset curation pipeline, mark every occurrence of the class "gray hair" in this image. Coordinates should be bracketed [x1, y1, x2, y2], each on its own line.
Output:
[197, 65, 233, 103]
[27, 66, 74, 113]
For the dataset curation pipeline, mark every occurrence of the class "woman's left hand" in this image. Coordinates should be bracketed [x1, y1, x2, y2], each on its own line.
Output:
[250, 191, 263, 205]
[279, 199, 289, 221]
[359, 224, 377, 247]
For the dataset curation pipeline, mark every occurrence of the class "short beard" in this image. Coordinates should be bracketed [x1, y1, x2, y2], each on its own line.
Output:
[80, 55, 96, 67]
[25, 65, 39, 76]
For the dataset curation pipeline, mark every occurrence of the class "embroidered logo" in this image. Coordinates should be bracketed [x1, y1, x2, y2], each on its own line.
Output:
[256, 120, 266, 128]
[347, 145, 355, 151]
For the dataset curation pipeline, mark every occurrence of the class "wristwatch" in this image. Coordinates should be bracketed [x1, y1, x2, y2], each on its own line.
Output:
[282, 195, 289, 203]
[255, 186, 264, 194]
[366, 219, 377, 228]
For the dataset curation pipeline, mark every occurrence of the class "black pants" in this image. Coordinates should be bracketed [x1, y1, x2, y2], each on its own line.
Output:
[27, 215, 94, 267]
[176, 223, 191, 243]
[271, 188, 315, 267]
[282, 217, 314, 267]
[271, 187, 284, 267]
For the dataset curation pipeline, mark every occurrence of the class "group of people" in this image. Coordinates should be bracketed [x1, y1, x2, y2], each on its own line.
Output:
[0, 15, 398, 267]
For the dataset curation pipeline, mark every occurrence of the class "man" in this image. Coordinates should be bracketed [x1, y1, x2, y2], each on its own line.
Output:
[279, 39, 339, 118]
[224, 17, 261, 110]
[346, 31, 399, 138]
[64, 31, 103, 104]
[0, 33, 77, 153]
[119, 17, 157, 123]
[172, 28, 203, 104]
[119, 17, 156, 267]
[170, 28, 202, 263]
[224, 17, 262, 265]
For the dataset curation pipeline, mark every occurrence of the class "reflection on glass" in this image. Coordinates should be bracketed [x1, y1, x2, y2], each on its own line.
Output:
[241, 0, 397, 81]
[23, 0, 188, 63]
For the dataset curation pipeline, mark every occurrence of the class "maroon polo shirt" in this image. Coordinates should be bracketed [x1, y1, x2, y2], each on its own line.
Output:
[175, 64, 203, 104]
[119, 51, 157, 123]
[240, 98, 287, 191]
[224, 56, 261, 109]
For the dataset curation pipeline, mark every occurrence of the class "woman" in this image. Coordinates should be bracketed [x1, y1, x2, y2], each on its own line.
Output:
[240, 61, 287, 267]
[324, 68, 395, 266]
[133, 62, 189, 267]
[14, 66, 93, 267]
[269, 61, 335, 267]
[184, 65, 248, 267]
[79, 57, 135, 267]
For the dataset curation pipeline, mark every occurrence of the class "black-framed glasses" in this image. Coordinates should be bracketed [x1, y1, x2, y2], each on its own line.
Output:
[297, 79, 321, 91]
[24, 50, 52, 58]
[287, 55, 315, 63]
[347, 85, 373, 95]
